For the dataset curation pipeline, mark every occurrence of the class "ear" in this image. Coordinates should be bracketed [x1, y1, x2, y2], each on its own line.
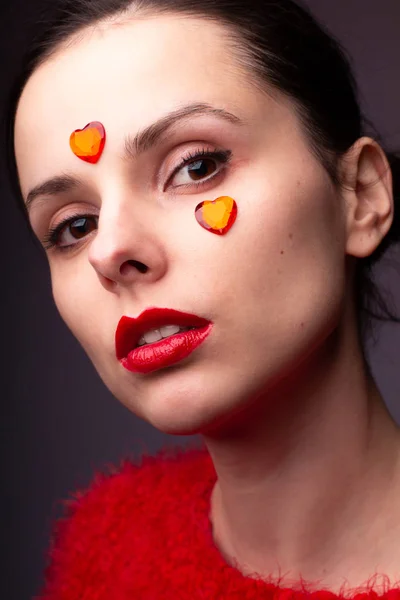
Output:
[340, 137, 394, 258]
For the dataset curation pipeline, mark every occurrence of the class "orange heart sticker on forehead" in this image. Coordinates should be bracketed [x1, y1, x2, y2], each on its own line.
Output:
[69, 121, 106, 164]
[195, 196, 238, 235]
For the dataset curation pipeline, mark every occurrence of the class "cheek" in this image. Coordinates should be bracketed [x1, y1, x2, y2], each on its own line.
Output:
[50, 263, 97, 346]
[222, 177, 345, 333]
[251, 170, 341, 272]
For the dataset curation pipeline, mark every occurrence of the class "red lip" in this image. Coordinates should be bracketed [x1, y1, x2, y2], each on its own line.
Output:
[115, 307, 212, 361]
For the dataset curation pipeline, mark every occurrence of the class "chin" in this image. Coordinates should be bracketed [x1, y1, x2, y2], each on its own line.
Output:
[102, 351, 271, 436]
[114, 370, 249, 437]
[141, 390, 237, 437]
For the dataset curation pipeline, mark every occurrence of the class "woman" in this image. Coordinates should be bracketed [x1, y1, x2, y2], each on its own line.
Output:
[5, 0, 400, 597]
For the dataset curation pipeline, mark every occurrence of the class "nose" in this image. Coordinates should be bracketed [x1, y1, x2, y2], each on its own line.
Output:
[87, 202, 168, 291]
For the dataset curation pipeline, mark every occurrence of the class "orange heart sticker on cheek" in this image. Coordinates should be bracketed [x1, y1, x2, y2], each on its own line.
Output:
[69, 121, 106, 164]
[194, 196, 238, 235]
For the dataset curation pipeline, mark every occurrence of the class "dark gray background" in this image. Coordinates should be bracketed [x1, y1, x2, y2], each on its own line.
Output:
[1, 1, 400, 598]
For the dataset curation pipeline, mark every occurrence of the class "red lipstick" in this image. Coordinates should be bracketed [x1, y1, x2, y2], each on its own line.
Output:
[115, 307, 213, 374]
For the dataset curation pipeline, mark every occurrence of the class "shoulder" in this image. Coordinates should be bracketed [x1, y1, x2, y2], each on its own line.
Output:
[36, 443, 212, 599]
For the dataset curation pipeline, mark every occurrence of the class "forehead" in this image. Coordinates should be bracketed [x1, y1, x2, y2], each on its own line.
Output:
[14, 14, 260, 195]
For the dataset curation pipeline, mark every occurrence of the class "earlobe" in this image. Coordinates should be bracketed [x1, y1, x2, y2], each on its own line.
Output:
[343, 137, 393, 259]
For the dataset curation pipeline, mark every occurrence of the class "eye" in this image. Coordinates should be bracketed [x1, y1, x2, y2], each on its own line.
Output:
[168, 149, 232, 188]
[43, 213, 98, 252]
[42, 148, 232, 253]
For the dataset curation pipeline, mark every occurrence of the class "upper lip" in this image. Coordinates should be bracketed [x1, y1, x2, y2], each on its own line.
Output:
[115, 307, 211, 359]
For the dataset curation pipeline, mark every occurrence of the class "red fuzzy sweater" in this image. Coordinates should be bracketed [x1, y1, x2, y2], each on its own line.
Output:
[36, 444, 400, 599]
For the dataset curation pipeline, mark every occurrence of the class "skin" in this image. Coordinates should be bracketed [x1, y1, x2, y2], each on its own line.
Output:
[14, 11, 400, 593]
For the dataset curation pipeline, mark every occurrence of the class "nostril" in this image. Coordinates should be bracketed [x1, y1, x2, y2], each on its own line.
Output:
[127, 260, 148, 274]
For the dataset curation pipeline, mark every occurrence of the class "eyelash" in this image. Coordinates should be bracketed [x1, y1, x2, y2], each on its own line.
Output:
[42, 147, 232, 252]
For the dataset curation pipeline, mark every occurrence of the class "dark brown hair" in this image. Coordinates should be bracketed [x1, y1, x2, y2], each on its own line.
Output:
[4, 0, 400, 357]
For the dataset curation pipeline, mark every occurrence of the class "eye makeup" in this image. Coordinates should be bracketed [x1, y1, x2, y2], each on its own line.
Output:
[41, 146, 233, 252]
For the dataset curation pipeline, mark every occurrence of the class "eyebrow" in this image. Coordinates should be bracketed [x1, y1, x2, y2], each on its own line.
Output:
[25, 102, 245, 213]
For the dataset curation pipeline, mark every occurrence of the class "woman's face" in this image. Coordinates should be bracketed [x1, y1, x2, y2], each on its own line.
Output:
[14, 14, 347, 435]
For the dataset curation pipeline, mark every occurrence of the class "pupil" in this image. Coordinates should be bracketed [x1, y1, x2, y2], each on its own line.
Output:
[188, 159, 214, 180]
[71, 218, 91, 239]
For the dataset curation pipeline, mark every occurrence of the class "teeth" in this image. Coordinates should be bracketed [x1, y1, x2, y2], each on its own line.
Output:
[159, 324, 181, 337]
[137, 325, 194, 347]
[143, 329, 163, 344]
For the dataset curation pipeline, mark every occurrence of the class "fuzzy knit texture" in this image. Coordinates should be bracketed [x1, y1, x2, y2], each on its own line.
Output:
[36, 443, 400, 600]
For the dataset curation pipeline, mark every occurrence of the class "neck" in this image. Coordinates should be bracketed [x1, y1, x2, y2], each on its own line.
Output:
[203, 312, 400, 592]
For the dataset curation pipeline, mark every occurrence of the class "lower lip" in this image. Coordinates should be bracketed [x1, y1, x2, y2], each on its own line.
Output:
[120, 324, 213, 374]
